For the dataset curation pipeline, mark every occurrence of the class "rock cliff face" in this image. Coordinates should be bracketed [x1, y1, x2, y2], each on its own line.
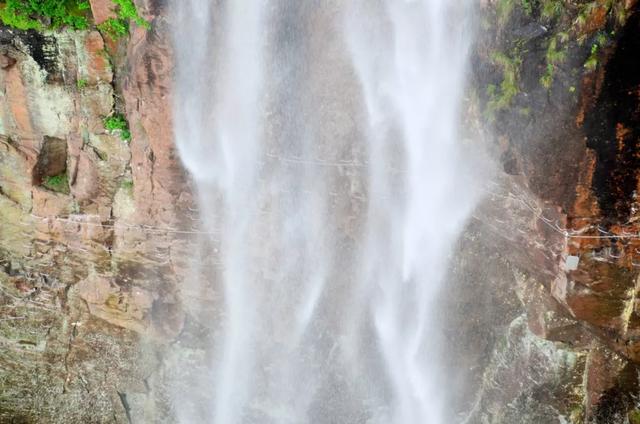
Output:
[0, 1, 192, 421]
[444, 1, 640, 422]
[1, 0, 640, 423]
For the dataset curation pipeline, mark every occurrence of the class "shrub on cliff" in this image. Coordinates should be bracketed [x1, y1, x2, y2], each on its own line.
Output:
[0, 0, 149, 34]
[42, 172, 69, 193]
[0, 0, 91, 30]
[97, 0, 149, 39]
[104, 114, 131, 142]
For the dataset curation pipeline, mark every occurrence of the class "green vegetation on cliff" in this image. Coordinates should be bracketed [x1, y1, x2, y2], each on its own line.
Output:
[97, 15, 127, 37]
[120, 178, 133, 192]
[485, 0, 629, 118]
[540, 34, 568, 89]
[0, 0, 91, 30]
[584, 32, 609, 71]
[42, 172, 69, 193]
[110, 0, 147, 28]
[97, 0, 149, 39]
[485, 50, 522, 119]
[104, 114, 131, 142]
[0, 0, 149, 34]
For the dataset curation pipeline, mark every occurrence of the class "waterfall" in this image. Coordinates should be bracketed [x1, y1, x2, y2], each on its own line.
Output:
[171, 1, 480, 423]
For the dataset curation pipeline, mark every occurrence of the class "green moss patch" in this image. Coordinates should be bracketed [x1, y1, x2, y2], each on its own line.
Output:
[42, 172, 69, 194]
[103, 114, 131, 142]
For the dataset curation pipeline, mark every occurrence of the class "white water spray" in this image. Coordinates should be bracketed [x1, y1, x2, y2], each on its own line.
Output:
[172, 1, 480, 423]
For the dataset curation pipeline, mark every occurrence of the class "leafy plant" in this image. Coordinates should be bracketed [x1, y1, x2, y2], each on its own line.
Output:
[104, 114, 131, 142]
[584, 53, 598, 70]
[97, 17, 128, 38]
[98, 0, 149, 39]
[540, 36, 567, 89]
[111, 0, 149, 29]
[520, 0, 534, 16]
[76, 78, 88, 89]
[540, 63, 554, 89]
[0, 5, 39, 30]
[0, 0, 150, 35]
[486, 50, 522, 119]
[541, 0, 563, 20]
[42, 172, 69, 194]
[497, 0, 515, 25]
[0, 0, 90, 30]
[574, 1, 598, 30]
[584, 32, 608, 71]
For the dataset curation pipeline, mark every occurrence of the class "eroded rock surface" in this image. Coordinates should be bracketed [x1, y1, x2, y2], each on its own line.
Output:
[0, 2, 192, 421]
[449, 1, 640, 422]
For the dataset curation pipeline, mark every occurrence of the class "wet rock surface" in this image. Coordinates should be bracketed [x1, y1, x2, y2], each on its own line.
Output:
[1, 0, 640, 422]
[451, 1, 640, 422]
[0, 2, 192, 420]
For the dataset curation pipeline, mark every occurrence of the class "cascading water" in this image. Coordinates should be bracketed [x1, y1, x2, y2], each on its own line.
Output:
[171, 1, 481, 423]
